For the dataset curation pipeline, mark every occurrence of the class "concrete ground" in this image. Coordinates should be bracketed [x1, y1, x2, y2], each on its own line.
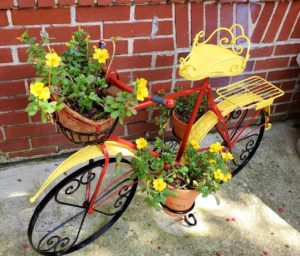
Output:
[0, 120, 299, 256]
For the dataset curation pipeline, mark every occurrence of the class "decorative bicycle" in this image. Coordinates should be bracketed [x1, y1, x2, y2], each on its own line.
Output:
[27, 24, 284, 255]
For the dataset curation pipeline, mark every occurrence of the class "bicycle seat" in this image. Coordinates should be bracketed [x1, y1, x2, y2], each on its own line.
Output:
[179, 24, 250, 81]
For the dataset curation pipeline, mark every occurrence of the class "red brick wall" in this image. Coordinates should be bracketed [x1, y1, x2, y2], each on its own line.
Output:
[0, 0, 299, 161]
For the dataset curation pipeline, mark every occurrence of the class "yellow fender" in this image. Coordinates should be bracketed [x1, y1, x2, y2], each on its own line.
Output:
[29, 141, 136, 204]
[264, 105, 272, 130]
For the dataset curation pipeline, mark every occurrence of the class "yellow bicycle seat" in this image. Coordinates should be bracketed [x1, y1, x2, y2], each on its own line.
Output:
[179, 24, 250, 81]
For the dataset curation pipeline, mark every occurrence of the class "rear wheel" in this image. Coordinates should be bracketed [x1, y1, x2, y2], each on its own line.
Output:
[28, 158, 137, 255]
[198, 108, 265, 176]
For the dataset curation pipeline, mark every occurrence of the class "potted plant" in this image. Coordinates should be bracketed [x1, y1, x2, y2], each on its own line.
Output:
[130, 137, 233, 217]
[172, 87, 207, 139]
[19, 28, 147, 144]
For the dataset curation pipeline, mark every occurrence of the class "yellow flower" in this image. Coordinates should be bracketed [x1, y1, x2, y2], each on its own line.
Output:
[208, 159, 216, 164]
[153, 178, 167, 192]
[222, 172, 232, 182]
[136, 78, 149, 101]
[136, 138, 148, 150]
[30, 82, 50, 100]
[214, 169, 224, 181]
[190, 139, 199, 149]
[93, 48, 109, 63]
[45, 52, 61, 68]
[209, 142, 224, 153]
[65, 42, 70, 47]
[221, 152, 234, 161]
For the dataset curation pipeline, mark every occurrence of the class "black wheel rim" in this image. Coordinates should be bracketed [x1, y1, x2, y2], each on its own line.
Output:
[28, 158, 137, 255]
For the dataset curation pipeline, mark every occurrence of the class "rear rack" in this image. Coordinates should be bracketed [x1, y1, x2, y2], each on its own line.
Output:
[216, 76, 284, 110]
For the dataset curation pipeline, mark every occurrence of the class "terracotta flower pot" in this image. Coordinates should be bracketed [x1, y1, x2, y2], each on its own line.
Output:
[52, 86, 119, 144]
[163, 187, 199, 218]
[171, 110, 188, 140]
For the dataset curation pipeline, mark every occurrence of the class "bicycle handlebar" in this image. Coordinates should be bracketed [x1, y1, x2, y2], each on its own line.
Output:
[150, 95, 175, 108]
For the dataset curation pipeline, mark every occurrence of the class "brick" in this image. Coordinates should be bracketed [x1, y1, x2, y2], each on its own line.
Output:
[275, 44, 300, 56]
[78, 0, 94, 6]
[250, 46, 274, 58]
[111, 125, 124, 136]
[278, 1, 300, 41]
[58, 0, 75, 6]
[124, 110, 148, 124]
[205, 3, 218, 44]
[158, 21, 173, 36]
[127, 122, 159, 135]
[105, 40, 128, 55]
[9, 147, 57, 158]
[0, 11, 8, 27]
[281, 81, 296, 91]
[291, 16, 300, 39]
[292, 91, 300, 101]
[210, 77, 230, 88]
[0, 130, 3, 141]
[0, 111, 29, 126]
[236, 4, 248, 36]
[0, 48, 12, 63]
[133, 38, 174, 53]
[262, 2, 289, 43]
[220, 4, 233, 29]
[77, 6, 130, 22]
[0, 27, 41, 46]
[0, 80, 26, 97]
[254, 57, 290, 70]
[0, 139, 30, 152]
[155, 54, 174, 67]
[12, 8, 70, 25]
[135, 4, 172, 20]
[5, 123, 56, 139]
[276, 92, 292, 104]
[287, 100, 300, 113]
[151, 81, 172, 93]
[251, 2, 276, 43]
[0, 65, 35, 80]
[250, 2, 262, 24]
[175, 4, 189, 48]
[38, 0, 55, 7]
[0, 96, 28, 112]
[46, 25, 100, 43]
[114, 0, 131, 4]
[267, 68, 300, 81]
[245, 60, 255, 72]
[0, 0, 14, 9]
[134, 68, 173, 82]
[31, 133, 71, 148]
[191, 2, 204, 38]
[18, 0, 35, 8]
[289, 56, 298, 67]
[110, 55, 152, 70]
[96, 0, 112, 6]
[104, 22, 152, 38]
[274, 103, 289, 113]
[174, 80, 193, 89]
[58, 143, 81, 151]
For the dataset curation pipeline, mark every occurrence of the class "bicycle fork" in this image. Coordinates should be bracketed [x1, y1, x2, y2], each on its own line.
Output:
[86, 143, 110, 215]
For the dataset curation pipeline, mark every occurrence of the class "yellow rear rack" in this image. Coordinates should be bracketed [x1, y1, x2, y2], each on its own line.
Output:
[216, 76, 284, 110]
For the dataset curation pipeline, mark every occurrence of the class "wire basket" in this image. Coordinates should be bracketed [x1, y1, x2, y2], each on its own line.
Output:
[55, 115, 118, 146]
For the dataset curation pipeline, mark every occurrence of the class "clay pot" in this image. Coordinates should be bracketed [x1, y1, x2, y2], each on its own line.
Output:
[163, 187, 199, 218]
[52, 86, 119, 144]
[171, 110, 188, 140]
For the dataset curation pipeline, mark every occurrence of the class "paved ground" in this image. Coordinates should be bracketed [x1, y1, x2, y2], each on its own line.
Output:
[0, 120, 299, 256]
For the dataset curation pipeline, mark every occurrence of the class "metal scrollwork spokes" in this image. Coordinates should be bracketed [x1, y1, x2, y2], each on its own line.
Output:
[226, 109, 265, 175]
[28, 157, 137, 255]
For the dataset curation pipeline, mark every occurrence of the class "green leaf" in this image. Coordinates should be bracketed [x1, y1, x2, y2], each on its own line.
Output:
[111, 110, 119, 119]
[115, 166, 121, 176]
[116, 152, 123, 163]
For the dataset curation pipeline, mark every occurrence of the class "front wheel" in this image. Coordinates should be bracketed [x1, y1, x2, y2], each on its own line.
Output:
[28, 158, 137, 255]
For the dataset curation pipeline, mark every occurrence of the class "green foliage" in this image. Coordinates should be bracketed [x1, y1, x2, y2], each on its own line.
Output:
[130, 137, 232, 210]
[19, 28, 139, 124]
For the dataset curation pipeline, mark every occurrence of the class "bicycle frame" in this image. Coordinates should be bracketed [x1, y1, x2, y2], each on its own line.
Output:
[85, 73, 237, 215]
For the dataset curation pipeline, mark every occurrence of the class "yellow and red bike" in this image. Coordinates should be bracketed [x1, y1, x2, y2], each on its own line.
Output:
[27, 24, 283, 255]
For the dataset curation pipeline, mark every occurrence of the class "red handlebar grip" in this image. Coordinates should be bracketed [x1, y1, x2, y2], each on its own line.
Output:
[165, 99, 175, 108]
